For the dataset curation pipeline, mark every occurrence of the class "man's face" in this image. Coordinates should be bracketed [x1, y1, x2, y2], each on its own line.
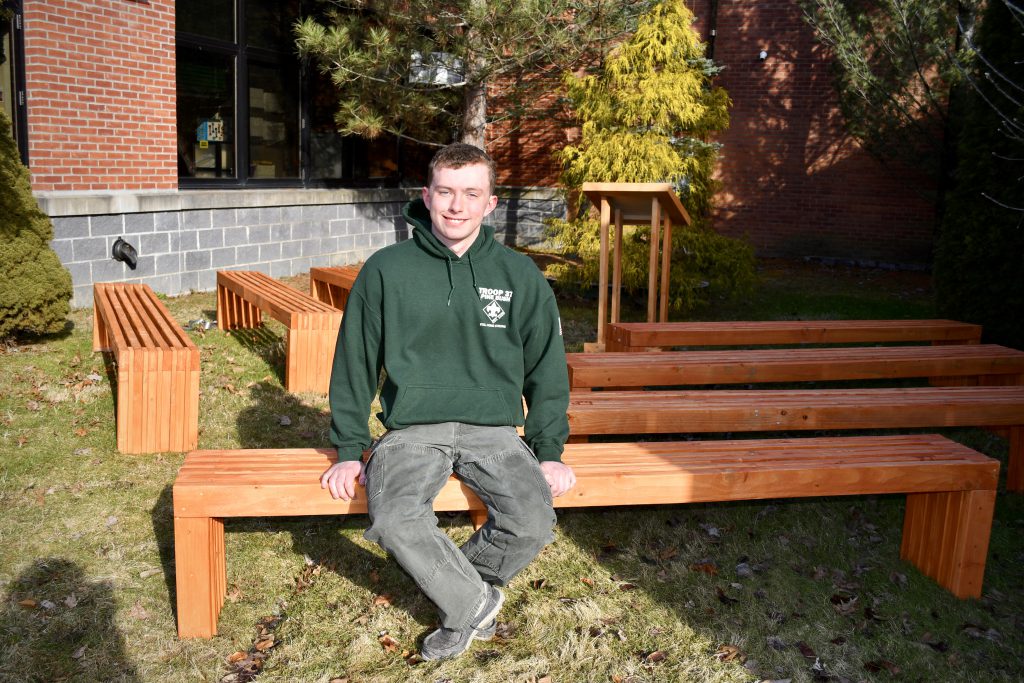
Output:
[422, 163, 498, 257]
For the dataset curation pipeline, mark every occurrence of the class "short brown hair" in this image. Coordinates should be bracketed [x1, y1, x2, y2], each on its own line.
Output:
[427, 143, 496, 194]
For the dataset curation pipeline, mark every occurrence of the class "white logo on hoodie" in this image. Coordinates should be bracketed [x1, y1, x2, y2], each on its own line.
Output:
[478, 287, 512, 328]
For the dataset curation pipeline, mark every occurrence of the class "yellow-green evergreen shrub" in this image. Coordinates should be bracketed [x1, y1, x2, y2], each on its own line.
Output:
[547, 0, 755, 313]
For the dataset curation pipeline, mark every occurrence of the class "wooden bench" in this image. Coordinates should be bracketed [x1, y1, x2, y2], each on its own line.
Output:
[568, 386, 1024, 491]
[567, 344, 1024, 390]
[92, 283, 199, 453]
[309, 264, 363, 311]
[173, 434, 998, 637]
[605, 319, 983, 351]
[216, 271, 342, 393]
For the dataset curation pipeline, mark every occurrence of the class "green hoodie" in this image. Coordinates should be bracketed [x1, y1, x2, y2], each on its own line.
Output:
[328, 198, 570, 462]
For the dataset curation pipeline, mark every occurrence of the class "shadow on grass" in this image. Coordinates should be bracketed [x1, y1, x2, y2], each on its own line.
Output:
[0, 558, 140, 682]
[151, 486, 178, 628]
[222, 325, 287, 389]
[285, 517, 433, 623]
[236, 381, 330, 448]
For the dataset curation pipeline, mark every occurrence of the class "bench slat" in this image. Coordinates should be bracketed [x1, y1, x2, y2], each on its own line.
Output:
[310, 265, 363, 310]
[567, 345, 1024, 388]
[569, 386, 1024, 433]
[218, 271, 337, 325]
[606, 319, 982, 350]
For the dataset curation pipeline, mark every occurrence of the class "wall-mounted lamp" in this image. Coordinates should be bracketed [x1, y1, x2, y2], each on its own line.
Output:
[758, 50, 768, 61]
[112, 237, 138, 270]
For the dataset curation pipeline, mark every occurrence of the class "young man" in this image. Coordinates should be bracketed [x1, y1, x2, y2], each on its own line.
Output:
[320, 143, 575, 660]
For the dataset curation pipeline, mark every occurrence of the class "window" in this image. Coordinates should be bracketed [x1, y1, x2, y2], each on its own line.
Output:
[175, 0, 417, 188]
[1, 0, 28, 164]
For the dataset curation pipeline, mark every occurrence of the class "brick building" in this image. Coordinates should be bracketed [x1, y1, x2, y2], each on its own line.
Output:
[1, 1, 935, 307]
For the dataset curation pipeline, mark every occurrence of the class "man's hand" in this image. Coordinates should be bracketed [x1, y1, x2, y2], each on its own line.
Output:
[539, 460, 576, 498]
[320, 460, 366, 501]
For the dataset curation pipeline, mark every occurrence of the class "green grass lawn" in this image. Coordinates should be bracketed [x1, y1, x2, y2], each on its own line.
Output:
[1, 258, 1021, 682]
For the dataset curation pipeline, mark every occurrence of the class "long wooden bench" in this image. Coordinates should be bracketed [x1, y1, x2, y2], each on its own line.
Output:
[92, 283, 199, 453]
[567, 345, 1024, 390]
[309, 264, 363, 311]
[216, 271, 342, 393]
[173, 434, 998, 637]
[605, 319, 983, 351]
[568, 386, 1024, 492]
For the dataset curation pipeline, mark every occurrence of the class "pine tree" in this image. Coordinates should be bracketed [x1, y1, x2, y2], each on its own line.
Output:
[0, 108, 73, 338]
[548, 0, 754, 314]
[294, 0, 652, 148]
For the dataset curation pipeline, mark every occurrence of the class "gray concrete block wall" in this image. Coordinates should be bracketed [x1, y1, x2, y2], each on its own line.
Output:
[51, 199, 408, 308]
[43, 187, 566, 308]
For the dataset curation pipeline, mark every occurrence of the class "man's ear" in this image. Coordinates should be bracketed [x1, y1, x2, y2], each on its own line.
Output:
[421, 186, 431, 207]
[484, 194, 498, 216]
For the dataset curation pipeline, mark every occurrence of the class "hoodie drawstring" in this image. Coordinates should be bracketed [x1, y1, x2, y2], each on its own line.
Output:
[444, 252, 480, 307]
[468, 252, 479, 291]
[445, 256, 455, 306]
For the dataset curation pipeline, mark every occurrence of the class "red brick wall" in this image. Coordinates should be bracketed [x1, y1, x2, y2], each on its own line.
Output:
[488, 74, 572, 188]
[488, 1, 937, 265]
[23, 0, 177, 191]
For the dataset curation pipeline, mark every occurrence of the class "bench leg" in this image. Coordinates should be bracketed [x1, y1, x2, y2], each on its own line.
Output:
[217, 283, 261, 331]
[174, 516, 226, 638]
[284, 318, 339, 393]
[900, 489, 995, 599]
[1007, 426, 1023, 493]
[92, 300, 109, 352]
[469, 509, 488, 530]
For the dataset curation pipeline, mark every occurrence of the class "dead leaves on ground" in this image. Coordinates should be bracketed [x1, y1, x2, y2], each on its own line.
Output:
[222, 615, 283, 683]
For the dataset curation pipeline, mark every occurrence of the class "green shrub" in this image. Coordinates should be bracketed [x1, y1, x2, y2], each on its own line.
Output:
[934, 0, 1024, 349]
[0, 109, 73, 339]
[546, 216, 755, 315]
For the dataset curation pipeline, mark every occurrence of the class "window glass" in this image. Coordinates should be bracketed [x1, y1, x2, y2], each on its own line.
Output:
[177, 0, 235, 42]
[248, 61, 300, 179]
[245, 0, 300, 50]
[177, 48, 236, 178]
[308, 67, 347, 180]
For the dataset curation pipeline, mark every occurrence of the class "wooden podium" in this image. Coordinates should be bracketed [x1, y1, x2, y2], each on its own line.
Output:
[581, 183, 691, 351]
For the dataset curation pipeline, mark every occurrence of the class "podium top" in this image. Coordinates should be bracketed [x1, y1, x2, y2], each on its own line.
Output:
[582, 182, 691, 226]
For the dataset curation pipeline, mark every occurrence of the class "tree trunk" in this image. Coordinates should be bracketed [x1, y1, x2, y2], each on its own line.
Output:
[459, 0, 487, 148]
[460, 78, 487, 148]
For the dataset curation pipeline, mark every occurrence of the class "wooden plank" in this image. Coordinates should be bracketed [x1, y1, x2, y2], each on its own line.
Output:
[310, 265, 362, 310]
[173, 515, 224, 638]
[568, 386, 1024, 435]
[173, 435, 997, 519]
[567, 345, 1024, 389]
[605, 319, 983, 351]
[648, 197, 660, 323]
[597, 197, 611, 346]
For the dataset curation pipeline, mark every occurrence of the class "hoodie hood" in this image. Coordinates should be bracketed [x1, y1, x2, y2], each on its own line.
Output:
[403, 197, 496, 304]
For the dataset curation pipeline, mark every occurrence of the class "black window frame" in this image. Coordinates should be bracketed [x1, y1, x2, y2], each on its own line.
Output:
[2, 0, 28, 165]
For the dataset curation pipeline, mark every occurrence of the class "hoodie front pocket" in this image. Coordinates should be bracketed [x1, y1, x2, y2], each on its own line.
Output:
[390, 385, 512, 426]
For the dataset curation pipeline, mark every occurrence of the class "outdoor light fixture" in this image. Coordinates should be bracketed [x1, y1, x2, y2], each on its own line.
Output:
[112, 237, 138, 270]
[758, 50, 768, 61]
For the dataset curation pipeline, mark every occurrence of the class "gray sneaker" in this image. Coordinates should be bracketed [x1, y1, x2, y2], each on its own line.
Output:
[475, 617, 496, 641]
[420, 585, 504, 660]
